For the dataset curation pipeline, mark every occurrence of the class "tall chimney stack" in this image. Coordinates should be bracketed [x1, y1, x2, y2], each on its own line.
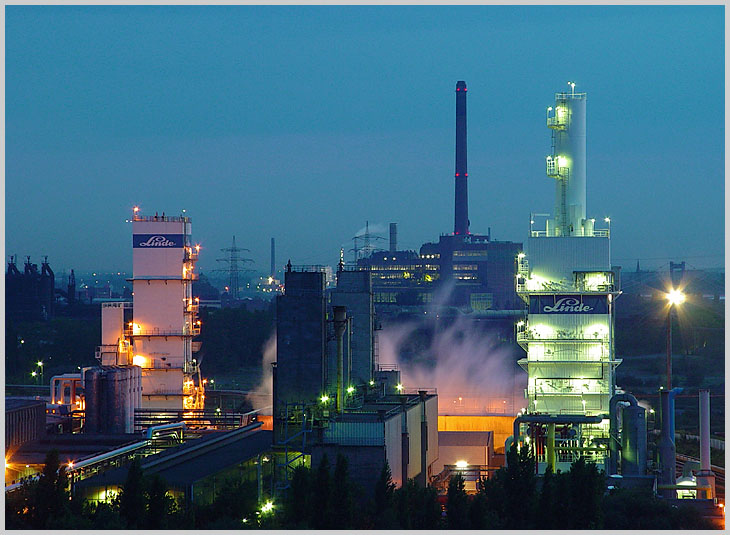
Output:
[389, 223, 397, 253]
[270, 238, 275, 279]
[454, 80, 469, 235]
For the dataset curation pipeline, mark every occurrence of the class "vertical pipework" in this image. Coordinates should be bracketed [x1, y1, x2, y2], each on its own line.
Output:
[389, 223, 397, 253]
[697, 389, 716, 499]
[658, 389, 676, 498]
[699, 389, 711, 472]
[419, 390, 428, 487]
[548, 87, 586, 236]
[547, 423, 556, 473]
[333, 306, 347, 414]
[454, 80, 469, 236]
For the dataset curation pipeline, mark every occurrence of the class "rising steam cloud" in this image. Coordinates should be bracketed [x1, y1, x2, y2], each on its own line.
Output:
[246, 333, 276, 415]
[378, 317, 526, 415]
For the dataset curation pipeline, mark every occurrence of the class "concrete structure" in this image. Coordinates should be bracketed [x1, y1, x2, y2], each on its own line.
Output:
[128, 211, 203, 409]
[275, 266, 328, 408]
[74, 425, 272, 505]
[432, 431, 494, 475]
[5, 399, 46, 452]
[312, 392, 438, 490]
[5, 255, 56, 321]
[514, 84, 619, 473]
[454, 80, 469, 236]
[356, 81, 523, 311]
[274, 265, 439, 491]
[328, 268, 375, 388]
[84, 366, 142, 434]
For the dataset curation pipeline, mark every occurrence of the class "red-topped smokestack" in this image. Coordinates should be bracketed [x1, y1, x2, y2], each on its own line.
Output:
[454, 80, 469, 235]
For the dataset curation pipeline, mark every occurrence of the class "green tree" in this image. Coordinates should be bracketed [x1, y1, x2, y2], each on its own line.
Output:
[371, 461, 398, 529]
[146, 474, 176, 529]
[311, 454, 331, 529]
[330, 454, 355, 528]
[536, 465, 557, 529]
[282, 464, 312, 528]
[118, 458, 147, 528]
[446, 473, 470, 529]
[82, 500, 125, 530]
[563, 457, 605, 529]
[32, 449, 70, 528]
[480, 444, 537, 529]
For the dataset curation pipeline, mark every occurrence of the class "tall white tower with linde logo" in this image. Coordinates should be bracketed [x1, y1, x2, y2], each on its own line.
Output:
[514, 83, 620, 472]
[129, 209, 204, 410]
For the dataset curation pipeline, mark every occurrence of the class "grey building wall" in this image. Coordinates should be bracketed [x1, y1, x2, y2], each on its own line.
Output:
[275, 271, 327, 409]
[329, 270, 374, 387]
[311, 444, 386, 498]
[5, 400, 46, 450]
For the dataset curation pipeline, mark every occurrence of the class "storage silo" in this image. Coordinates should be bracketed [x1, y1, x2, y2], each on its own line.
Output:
[620, 404, 647, 475]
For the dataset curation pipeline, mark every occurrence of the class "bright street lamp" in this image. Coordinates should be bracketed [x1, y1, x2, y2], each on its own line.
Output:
[665, 288, 685, 389]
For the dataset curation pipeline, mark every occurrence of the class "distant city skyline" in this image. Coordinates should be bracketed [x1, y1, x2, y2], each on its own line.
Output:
[6, 6, 724, 274]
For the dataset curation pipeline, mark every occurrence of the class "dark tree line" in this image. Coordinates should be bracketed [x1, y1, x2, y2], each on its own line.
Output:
[7, 447, 716, 530]
[6, 453, 188, 530]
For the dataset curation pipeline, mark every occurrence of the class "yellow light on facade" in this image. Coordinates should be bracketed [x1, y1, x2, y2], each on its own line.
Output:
[68, 461, 74, 469]
[455, 460, 468, 469]
[666, 289, 686, 306]
[132, 355, 146, 367]
[369, 380, 375, 386]
[320, 395, 330, 403]
[396, 383, 404, 392]
[557, 156, 568, 168]
[346, 386, 355, 394]
[517, 252, 525, 259]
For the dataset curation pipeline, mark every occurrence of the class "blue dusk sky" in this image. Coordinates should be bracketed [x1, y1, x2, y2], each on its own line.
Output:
[5, 6, 725, 275]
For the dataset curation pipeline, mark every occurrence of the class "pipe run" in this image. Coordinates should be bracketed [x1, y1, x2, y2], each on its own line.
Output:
[608, 393, 639, 476]
[511, 414, 603, 471]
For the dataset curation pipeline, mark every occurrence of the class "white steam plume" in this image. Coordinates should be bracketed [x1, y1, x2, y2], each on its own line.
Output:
[378, 315, 526, 415]
[246, 333, 276, 415]
[353, 222, 388, 237]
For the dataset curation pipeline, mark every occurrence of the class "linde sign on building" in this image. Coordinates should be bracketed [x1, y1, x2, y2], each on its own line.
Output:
[529, 295, 608, 314]
[133, 234, 185, 248]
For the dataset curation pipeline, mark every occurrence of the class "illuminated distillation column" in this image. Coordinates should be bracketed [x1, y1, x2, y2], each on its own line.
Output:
[546, 82, 587, 237]
[514, 85, 617, 471]
[130, 211, 203, 410]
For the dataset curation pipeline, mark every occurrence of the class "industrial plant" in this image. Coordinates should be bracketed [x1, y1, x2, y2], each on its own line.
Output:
[5, 81, 724, 529]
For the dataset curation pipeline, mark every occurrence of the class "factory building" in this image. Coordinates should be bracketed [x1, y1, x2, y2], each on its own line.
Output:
[513, 84, 619, 473]
[6, 255, 56, 321]
[274, 263, 439, 492]
[87, 210, 205, 433]
[357, 81, 522, 312]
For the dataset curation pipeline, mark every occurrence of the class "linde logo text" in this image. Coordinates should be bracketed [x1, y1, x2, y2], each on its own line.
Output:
[543, 297, 593, 313]
[138, 235, 176, 247]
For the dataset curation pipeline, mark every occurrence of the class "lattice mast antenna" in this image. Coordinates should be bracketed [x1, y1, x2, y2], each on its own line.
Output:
[214, 235, 254, 298]
[349, 221, 386, 262]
